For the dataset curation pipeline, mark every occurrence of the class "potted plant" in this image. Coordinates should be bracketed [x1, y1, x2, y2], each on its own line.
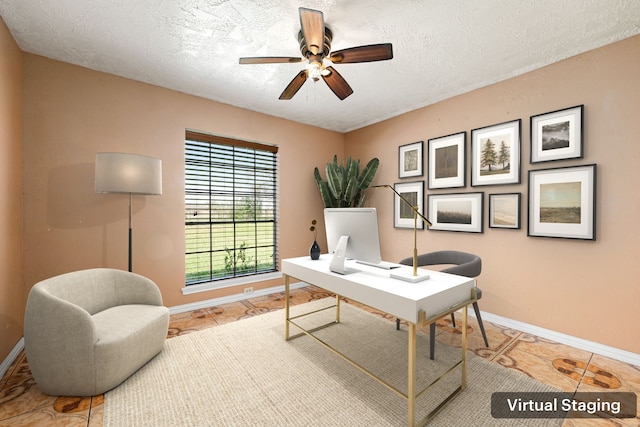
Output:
[313, 155, 380, 208]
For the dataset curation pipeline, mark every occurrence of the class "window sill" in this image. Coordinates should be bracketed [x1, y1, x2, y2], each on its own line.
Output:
[181, 271, 283, 295]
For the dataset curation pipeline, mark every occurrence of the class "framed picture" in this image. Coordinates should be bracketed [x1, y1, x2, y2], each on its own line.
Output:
[398, 141, 423, 178]
[489, 193, 521, 229]
[428, 132, 466, 189]
[471, 119, 521, 186]
[530, 105, 583, 163]
[427, 192, 484, 233]
[393, 181, 425, 229]
[528, 164, 596, 240]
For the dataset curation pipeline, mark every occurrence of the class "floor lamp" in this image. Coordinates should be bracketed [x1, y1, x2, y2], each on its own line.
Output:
[373, 184, 432, 283]
[95, 152, 162, 272]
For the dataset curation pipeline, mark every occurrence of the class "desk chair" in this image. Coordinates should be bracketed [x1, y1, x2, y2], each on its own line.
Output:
[396, 250, 489, 360]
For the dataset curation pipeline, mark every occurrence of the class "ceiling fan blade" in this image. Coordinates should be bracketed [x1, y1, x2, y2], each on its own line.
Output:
[328, 43, 393, 64]
[239, 57, 303, 64]
[299, 7, 325, 55]
[279, 70, 308, 100]
[322, 66, 353, 100]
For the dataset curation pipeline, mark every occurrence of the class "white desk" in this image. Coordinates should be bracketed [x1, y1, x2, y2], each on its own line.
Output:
[282, 255, 478, 427]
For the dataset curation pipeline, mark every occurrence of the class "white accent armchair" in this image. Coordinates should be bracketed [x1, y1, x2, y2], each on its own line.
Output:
[24, 268, 170, 396]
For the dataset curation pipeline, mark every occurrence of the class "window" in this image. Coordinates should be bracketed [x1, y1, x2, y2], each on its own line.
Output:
[185, 130, 278, 286]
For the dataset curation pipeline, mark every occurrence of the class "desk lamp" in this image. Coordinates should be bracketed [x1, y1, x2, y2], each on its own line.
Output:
[374, 184, 432, 282]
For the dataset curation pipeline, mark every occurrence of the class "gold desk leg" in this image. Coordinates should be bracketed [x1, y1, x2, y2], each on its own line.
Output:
[284, 274, 290, 340]
[408, 322, 417, 427]
[335, 294, 340, 323]
[461, 305, 468, 389]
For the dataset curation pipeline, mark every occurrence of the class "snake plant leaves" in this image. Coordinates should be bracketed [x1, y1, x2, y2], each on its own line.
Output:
[326, 161, 345, 200]
[357, 157, 379, 190]
[314, 167, 336, 208]
[314, 156, 379, 208]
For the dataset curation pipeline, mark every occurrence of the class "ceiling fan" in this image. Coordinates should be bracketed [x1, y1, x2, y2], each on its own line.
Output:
[239, 7, 393, 100]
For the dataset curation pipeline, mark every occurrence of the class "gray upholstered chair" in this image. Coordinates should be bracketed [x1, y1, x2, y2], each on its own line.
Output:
[396, 251, 489, 359]
[24, 268, 170, 396]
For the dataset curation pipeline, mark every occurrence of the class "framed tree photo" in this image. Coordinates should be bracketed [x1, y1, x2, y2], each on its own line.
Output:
[428, 131, 466, 189]
[427, 192, 484, 233]
[393, 181, 425, 229]
[471, 119, 521, 186]
[489, 193, 521, 229]
[530, 105, 584, 163]
[398, 141, 423, 178]
[528, 164, 596, 240]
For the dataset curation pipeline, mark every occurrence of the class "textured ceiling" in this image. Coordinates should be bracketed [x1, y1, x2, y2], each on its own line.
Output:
[2, 0, 639, 132]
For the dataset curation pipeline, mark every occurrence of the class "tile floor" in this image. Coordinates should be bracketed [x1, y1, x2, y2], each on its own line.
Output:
[1, 285, 638, 426]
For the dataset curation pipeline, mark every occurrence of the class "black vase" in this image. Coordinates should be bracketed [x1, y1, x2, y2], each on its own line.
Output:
[309, 240, 321, 260]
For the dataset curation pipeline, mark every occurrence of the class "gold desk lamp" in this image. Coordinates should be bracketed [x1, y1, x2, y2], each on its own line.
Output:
[374, 185, 432, 283]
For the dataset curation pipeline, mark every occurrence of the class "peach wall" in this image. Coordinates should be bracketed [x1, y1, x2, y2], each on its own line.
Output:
[21, 54, 343, 308]
[346, 35, 640, 354]
[9, 28, 640, 365]
[0, 18, 24, 361]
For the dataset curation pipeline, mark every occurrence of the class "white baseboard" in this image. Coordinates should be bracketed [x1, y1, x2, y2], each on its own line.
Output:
[0, 337, 24, 380]
[170, 281, 307, 315]
[476, 310, 640, 367]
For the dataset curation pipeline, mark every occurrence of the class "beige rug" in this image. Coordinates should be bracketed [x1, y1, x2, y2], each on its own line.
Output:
[104, 299, 562, 426]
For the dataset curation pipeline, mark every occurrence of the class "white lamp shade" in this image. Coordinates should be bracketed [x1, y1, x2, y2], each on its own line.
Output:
[95, 152, 162, 195]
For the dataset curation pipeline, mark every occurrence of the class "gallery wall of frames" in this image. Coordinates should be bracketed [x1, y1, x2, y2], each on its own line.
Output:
[393, 104, 596, 240]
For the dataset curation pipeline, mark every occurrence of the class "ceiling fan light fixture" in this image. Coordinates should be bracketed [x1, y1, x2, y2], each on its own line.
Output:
[307, 60, 324, 81]
[239, 7, 392, 100]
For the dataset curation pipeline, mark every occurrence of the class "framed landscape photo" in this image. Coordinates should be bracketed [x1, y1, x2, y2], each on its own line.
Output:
[398, 141, 423, 178]
[528, 164, 596, 240]
[427, 192, 484, 233]
[489, 193, 521, 229]
[471, 119, 521, 186]
[530, 105, 583, 163]
[393, 181, 425, 229]
[428, 132, 466, 189]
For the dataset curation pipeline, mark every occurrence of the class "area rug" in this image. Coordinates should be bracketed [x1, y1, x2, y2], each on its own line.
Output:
[104, 299, 562, 426]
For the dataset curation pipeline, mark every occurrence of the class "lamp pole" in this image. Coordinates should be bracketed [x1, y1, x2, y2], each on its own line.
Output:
[128, 193, 133, 272]
[373, 184, 432, 281]
[95, 152, 162, 273]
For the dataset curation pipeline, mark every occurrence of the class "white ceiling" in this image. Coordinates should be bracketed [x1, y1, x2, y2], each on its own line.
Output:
[2, 0, 639, 132]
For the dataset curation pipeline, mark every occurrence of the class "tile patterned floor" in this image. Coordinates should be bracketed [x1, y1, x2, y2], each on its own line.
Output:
[1, 285, 638, 426]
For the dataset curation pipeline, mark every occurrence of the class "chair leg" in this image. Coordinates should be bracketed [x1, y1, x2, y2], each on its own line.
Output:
[399, 318, 435, 359]
[450, 312, 456, 328]
[429, 323, 436, 360]
[473, 302, 489, 348]
[399, 317, 437, 359]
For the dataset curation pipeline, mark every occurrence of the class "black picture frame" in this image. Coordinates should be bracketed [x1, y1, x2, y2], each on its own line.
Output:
[427, 131, 466, 189]
[530, 105, 584, 163]
[489, 193, 521, 229]
[528, 164, 596, 240]
[427, 192, 484, 233]
[398, 141, 423, 178]
[393, 181, 425, 229]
